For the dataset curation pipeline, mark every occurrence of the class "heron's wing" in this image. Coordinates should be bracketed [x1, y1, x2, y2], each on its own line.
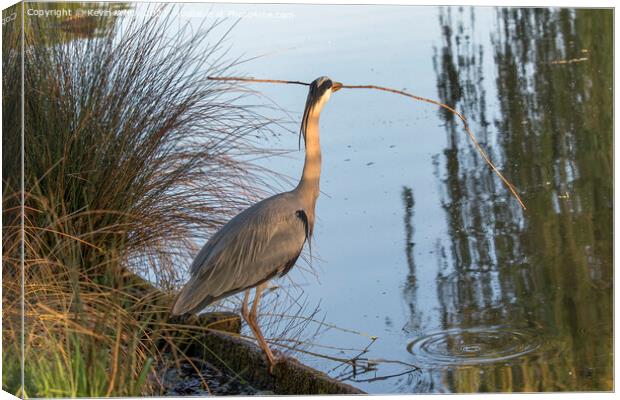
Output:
[171, 193, 307, 315]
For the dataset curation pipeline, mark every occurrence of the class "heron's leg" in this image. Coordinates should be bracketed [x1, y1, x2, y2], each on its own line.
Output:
[241, 289, 250, 322]
[247, 283, 276, 371]
[242, 288, 277, 368]
[250, 282, 264, 318]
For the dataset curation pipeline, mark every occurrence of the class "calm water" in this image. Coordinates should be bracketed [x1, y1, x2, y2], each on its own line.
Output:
[147, 4, 612, 393]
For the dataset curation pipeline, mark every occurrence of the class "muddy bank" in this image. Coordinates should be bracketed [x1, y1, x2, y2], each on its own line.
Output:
[165, 312, 364, 395]
[162, 357, 262, 396]
[125, 271, 363, 395]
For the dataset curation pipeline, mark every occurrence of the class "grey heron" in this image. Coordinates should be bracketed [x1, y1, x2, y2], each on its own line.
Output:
[171, 76, 342, 371]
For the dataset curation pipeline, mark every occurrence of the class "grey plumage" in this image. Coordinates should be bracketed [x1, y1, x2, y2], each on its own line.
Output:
[171, 76, 341, 370]
[171, 192, 308, 315]
[170, 77, 342, 370]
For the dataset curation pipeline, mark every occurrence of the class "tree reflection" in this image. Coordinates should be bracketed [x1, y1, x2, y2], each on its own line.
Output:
[401, 186, 423, 333]
[402, 186, 416, 279]
[427, 7, 612, 392]
[26, 2, 130, 42]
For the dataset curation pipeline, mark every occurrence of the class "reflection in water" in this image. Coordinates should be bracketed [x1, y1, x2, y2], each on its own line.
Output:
[404, 7, 612, 392]
[401, 186, 423, 335]
[26, 2, 130, 41]
[402, 186, 416, 280]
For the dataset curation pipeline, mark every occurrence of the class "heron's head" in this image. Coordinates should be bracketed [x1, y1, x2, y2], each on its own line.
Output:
[300, 76, 342, 145]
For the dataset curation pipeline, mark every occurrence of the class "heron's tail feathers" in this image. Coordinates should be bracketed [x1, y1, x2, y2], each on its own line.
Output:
[170, 278, 213, 316]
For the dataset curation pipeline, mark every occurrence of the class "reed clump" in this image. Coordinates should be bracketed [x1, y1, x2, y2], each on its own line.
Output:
[2, 4, 280, 397]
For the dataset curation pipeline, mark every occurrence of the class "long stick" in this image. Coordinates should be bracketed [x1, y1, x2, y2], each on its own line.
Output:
[208, 76, 309, 86]
[208, 76, 526, 210]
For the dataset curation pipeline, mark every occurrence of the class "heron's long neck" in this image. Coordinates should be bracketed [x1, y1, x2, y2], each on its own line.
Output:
[296, 112, 322, 208]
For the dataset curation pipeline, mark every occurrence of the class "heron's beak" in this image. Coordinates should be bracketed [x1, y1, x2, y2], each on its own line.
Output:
[332, 82, 343, 92]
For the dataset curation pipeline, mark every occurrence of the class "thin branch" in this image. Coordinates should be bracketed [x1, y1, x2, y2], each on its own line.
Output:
[207, 76, 310, 86]
[207, 76, 527, 210]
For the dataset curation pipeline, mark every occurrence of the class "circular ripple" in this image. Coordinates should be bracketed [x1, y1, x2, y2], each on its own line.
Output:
[406, 326, 542, 366]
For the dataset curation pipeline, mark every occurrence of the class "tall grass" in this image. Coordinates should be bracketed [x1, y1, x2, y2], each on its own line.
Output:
[3, 3, 282, 396]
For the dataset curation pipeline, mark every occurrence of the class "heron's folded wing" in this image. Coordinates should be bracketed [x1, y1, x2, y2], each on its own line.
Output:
[174, 194, 307, 314]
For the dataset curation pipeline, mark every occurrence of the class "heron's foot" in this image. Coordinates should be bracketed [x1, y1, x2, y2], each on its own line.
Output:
[261, 347, 277, 374]
[267, 353, 286, 375]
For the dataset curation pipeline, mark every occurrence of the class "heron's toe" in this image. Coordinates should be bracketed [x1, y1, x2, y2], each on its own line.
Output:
[270, 353, 290, 374]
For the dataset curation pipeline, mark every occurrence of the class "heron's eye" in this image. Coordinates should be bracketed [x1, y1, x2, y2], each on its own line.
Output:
[319, 81, 332, 95]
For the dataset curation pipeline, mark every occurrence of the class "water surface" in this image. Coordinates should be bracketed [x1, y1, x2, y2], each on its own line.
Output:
[142, 4, 613, 393]
[205, 5, 613, 393]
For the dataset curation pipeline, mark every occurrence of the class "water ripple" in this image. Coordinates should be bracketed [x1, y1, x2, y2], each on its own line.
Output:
[406, 326, 543, 366]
